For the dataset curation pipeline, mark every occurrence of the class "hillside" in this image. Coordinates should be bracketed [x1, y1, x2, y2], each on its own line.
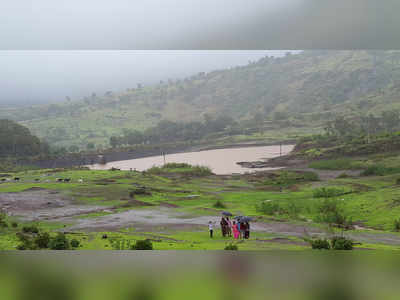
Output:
[2, 50, 400, 149]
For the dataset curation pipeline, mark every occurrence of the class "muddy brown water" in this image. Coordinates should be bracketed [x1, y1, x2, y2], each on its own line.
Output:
[89, 144, 295, 175]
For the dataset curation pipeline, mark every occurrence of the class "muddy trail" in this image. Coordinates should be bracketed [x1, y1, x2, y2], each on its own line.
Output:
[0, 190, 107, 221]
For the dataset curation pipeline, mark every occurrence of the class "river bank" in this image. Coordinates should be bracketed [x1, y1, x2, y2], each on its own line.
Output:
[19, 139, 297, 170]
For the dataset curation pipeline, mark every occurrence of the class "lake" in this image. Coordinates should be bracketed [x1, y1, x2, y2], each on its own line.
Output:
[89, 144, 294, 175]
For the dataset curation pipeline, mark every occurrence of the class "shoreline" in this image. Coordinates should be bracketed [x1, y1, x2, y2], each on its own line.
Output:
[23, 140, 297, 169]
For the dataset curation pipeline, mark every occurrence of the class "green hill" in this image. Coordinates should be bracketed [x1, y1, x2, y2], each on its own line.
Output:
[2, 50, 400, 149]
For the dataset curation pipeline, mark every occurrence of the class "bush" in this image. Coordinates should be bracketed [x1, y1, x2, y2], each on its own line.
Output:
[34, 232, 51, 249]
[394, 219, 400, 232]
[396, 178, 400, 185]
[147, 163, 212, 176]
[70, 239, 80, 248]
[315, 198, 353, 229]
[11, 222, 18, 228]
[22, 225, 39, 234]
[361, 165, 400, 176]
[131, 239, 153, 250]
[48, 233, 70, 250]
[337, 173, 350, 179]
[313, 187, 349, 198]
[310, 239, 331, 250]
[16, 232, 38, 250]
[224, 243, 238, 250]
[213, 200, 226, 209]
[331, 236, 353, 250]
[256, 200, 282, 215]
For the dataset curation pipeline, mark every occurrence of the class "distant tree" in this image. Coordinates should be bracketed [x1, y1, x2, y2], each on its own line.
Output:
[86, 143, 95, 150]
[382, 111, 399, 133]
[68, 145, 79, 153]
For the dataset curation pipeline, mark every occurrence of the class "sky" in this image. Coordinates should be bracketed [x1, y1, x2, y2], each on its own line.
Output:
[0, 50, 296, 106]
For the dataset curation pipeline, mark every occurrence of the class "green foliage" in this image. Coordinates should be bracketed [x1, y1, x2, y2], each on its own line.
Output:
[331, 236, 353, 250]
[309, 159, 363, 170]
[213, 200, 226, 209]
[224, 243, 238, 250]
[256, 200, 282, 215]
[147, 163, 212, 176]
[310, 238, 331, 250]
[361, 165, 400, 176]
[109, 239, 132, 250]
[394, 219, 400, 232]
[315, 198, 353, 228]
[0, 213, 8, 228]
[310, 236, 353, 250]
[312, 187, 349, 198]
[256, 200, 301, 218]
[263, 171, 319, 186]
[131, 239, 153, 250]
[0, 119, 48, 157]
[5, 51, 400, 149]
[48, 233, 71, 250]
[70, 239, 80, 248]
[34, 232, 51, 249]
[22, 225, 39, 234]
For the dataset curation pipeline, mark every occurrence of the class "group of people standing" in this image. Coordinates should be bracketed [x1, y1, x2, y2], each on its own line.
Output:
[208, 217, 250, 239]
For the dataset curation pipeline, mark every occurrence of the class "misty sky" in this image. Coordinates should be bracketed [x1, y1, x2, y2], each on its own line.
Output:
[0, 50, 296, 106]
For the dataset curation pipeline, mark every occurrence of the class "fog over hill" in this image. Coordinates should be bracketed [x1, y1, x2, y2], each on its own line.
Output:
[0, 50, 293, 106]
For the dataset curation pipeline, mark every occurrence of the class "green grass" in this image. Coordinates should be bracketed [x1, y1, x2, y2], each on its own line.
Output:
[309, 158, 365, 170]
[2, 160, 400, 250]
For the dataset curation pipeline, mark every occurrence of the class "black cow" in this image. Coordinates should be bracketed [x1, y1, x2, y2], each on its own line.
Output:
[57, 178, 63, 182]
[34, 178, 40, 182]
[64, 178, 71, 182]
[1, 178, 6, 182]
[14, 177, 20, 182]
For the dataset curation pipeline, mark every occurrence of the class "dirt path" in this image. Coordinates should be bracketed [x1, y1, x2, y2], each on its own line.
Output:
[0, 190, 107, 221]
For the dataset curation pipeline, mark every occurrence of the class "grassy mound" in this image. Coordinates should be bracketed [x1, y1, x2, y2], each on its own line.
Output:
[147, 163, 212, 176]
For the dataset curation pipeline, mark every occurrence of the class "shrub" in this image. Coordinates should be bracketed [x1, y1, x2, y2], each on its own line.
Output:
[16, 232, 38, 250]
[11, 222, 18, 228]
[396, 178, 400, 185]
[331, 236, 353, 250]
[310, 239, 331, 250]
[0, 213, 8, 228]
[131, 239, 153, 250]
[313, 187, 349, 198]
[315, 198, 353, 229]
[147, 163, 212, 176]
[361, 165, 400, 176]
[213, 200, 226, 209]
[394, 219, 400, 232]
[224, 243, 238, 250]
[22, 225, 39, 234]
[70, 239, 80, 248]
[256, 200, 282, 215]
[48, 233, 70, 250]
[337, 173, 349, 179]
[34, 232, 51, 249]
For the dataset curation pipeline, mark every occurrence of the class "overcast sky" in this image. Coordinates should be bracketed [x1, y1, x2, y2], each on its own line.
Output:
[0, 50, 297, 106]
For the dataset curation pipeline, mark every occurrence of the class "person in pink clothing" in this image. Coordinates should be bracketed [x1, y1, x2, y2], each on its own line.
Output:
[232, 221, 239, 239]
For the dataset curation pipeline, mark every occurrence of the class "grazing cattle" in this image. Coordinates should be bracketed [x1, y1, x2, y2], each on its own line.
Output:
[64, 178, 71, 182]
[14, 177, 20, 182]
[34, 178, 40, 182]
[0, 178, 6, 182]
[56, 178, 63, 182]
[102, 234, 108, 239]
[78, 179, 83, 183]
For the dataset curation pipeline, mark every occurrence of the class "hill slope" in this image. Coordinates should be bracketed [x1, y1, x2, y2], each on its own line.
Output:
[2, 50, 400, 149]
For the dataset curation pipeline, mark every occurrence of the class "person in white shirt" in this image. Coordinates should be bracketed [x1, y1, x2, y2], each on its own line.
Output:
[208, 221, 215, 238]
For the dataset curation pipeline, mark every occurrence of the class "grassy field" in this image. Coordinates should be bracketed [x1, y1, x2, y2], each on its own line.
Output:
[1, 159, 400, 250]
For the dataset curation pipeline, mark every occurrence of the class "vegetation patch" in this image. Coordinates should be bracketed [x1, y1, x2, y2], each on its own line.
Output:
[147, 163, 212, 177]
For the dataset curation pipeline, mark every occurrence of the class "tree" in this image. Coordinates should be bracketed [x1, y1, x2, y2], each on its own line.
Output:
[86, 143, 95, 150]
[382, 111, 399, 133]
